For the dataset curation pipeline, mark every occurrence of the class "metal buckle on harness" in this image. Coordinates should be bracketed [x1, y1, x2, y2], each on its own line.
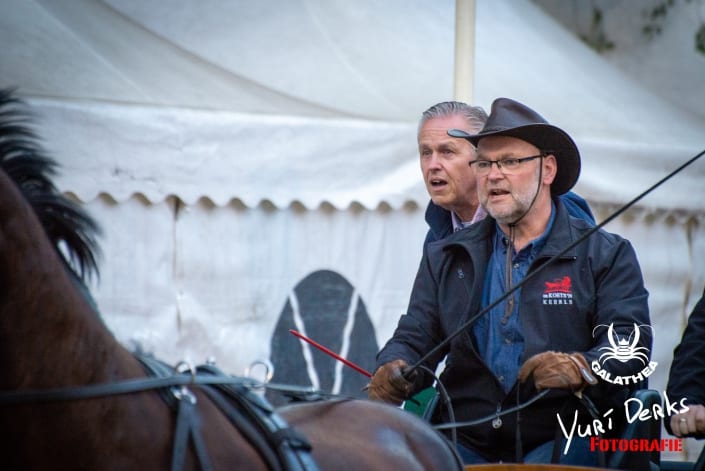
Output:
[245, 359, 274, 384]
[172, 361, 198, 404]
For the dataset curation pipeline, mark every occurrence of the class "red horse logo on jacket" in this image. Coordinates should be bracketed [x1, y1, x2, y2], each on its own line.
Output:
[544, 276, 572, 294]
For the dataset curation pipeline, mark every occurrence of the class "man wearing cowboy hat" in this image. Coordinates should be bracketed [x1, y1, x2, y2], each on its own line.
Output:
[369, 98, 651, 465]
[416, 100, 595, 246]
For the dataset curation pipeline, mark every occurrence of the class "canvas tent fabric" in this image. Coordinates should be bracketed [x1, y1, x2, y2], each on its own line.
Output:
[2, 0, 705, 460]
[4, 0, 703, 211]
[533, 0, 705, 123]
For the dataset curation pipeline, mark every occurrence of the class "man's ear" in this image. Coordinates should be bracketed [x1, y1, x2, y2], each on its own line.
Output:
[543, 154, 558, 186]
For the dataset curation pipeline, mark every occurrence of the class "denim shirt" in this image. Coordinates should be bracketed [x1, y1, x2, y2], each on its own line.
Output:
[473, 203, 556, 393]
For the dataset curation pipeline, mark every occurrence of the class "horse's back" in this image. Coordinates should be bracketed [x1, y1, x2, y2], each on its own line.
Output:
[279, 399, 463, 471]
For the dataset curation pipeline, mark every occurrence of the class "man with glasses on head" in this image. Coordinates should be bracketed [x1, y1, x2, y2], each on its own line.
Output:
[369, 98, 651, 466]
[417, 101, 595, 247]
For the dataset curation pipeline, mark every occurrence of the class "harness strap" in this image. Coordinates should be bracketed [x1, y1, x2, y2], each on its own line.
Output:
[171, 393, 214, 471]
[199, 385, 284, 471]
[270, 428, 312, 452]
[136, 357, 214, 471]
[196, 364, 320, 471]
[137, 356, 318, 471]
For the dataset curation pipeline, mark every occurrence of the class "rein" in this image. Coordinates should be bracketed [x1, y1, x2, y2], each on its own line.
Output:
[435, 389, 551, 430]
[0, 373, 327, 405]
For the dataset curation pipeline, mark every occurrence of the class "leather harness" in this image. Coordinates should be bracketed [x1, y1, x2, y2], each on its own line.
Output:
[0, 355, 320, 471]
[136, 356, 319, 471]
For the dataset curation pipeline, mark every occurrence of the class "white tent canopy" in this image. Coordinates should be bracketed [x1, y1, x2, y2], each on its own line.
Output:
[2, 0, 704, 460]
[4, 0, 703, 211]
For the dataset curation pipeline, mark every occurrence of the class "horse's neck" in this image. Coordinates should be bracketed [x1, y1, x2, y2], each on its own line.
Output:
[0, 172, 137, 389]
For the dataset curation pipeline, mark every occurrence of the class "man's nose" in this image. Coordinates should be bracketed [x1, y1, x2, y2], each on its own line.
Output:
[486, 162, 504, 179]
[428, 153, 443, 169]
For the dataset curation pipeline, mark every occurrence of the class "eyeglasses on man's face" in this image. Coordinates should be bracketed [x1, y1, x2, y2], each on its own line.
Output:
[469, 153, 547, 176]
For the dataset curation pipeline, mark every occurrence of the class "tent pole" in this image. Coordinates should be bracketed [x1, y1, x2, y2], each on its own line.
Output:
[453, 0, 476, 103]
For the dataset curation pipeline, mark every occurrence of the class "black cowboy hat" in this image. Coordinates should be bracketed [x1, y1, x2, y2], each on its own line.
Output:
[448, 97, 580, 195]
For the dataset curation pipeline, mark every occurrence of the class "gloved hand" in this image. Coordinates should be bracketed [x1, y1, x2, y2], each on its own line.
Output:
[367, 359, 414, 405]
[518, 351, 597, 391]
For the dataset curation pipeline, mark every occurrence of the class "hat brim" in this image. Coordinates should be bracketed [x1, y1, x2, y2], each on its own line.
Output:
[448, 124, 580, 195]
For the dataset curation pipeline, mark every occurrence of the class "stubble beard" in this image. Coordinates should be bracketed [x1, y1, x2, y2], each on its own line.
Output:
[486, 194, 528, 225]
[484, 171, 540, 225]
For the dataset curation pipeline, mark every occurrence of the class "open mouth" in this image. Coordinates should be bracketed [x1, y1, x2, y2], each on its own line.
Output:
[488, 188, 511, 200]
[429, 178, 447, 188]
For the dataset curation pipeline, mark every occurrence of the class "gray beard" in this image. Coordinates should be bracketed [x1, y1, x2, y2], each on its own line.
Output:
[485, 169, 541, 225]
[487, 198, 530, 225]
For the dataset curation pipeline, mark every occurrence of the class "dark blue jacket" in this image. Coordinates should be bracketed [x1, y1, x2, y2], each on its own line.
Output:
[378, 199, 650, 460]
[423, 190, 595, 246]
[665, 287, 705, 438]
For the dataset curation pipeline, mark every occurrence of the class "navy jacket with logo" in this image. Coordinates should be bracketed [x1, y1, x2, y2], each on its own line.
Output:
[377, 198, 651, 461]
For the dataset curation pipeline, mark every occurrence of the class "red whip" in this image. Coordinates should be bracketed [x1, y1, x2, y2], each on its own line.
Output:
[288, 329, 372, 378]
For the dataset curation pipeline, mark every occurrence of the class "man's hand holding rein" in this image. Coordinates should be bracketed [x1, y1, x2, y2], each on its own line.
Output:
[518, 351, 598, 391]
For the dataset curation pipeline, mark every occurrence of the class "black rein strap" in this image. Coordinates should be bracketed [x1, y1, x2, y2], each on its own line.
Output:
[0, 373, 316, 405]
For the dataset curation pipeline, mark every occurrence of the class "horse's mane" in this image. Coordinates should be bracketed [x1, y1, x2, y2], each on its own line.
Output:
[0, 88, 101, 281]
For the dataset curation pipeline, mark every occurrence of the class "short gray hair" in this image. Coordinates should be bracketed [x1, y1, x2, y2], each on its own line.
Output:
[418, 101, 487, 135]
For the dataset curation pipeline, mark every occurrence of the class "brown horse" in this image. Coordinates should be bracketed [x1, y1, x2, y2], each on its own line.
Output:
[0, 89, 462, 471]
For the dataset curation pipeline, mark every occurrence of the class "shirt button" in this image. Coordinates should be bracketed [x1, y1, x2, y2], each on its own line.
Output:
[498, 375, 504, 382]
[505, 337, 511, 344]
[513, 263, 520, 269]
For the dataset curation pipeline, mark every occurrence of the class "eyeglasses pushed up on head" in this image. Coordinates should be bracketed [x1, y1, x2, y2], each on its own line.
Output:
[469, 153, 548, 176]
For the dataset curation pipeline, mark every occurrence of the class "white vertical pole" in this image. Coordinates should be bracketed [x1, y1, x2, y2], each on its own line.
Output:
[454, 0, 476, 103]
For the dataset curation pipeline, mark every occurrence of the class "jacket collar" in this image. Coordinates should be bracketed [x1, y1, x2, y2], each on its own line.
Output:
[439, 197, 578, 259]
[424, 200, 453, 240]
